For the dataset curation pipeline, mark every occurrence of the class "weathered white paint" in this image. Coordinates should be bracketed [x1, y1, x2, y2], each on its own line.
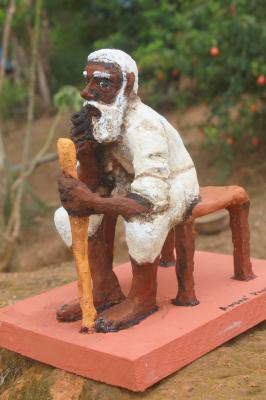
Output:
[219, 320, 242, 335]
[87, 49, 138, 94]
[55, 50, 199, 264]
[116, 97, 199, 264]
[54, 207, 103, 247]
[54, 207, 72, 247]
[85, 77, 127, 143]
[93, 71, 111, 79]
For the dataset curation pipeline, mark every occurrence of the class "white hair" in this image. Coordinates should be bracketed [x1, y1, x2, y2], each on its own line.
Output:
[87, 49, 138, 94]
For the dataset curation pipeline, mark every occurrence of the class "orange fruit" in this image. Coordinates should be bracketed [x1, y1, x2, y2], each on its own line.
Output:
[257, 75, 266, 86]
[210, 47, 220, 57]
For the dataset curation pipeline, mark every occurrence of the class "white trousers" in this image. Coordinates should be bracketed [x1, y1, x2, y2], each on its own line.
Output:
[54, 207, 172, 264]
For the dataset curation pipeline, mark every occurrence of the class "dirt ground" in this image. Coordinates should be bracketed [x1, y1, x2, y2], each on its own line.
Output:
[3, 104, 266, 271]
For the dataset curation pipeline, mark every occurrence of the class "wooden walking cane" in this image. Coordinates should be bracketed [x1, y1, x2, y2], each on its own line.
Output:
[57, 138, 96, 331]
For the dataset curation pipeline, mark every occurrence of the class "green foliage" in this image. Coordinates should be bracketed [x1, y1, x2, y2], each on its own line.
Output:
[53, 85, 83, 112]
[0, 78, 27, 118]
[41, 0, 266, 155]
[174, 0, 266, 156]
[1, 0, 266, 156]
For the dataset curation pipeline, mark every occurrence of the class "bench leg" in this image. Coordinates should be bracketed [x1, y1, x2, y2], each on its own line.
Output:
[172, 220, 199, 306]
[159, 228, 175, 267]
[227, 202, 255, 281]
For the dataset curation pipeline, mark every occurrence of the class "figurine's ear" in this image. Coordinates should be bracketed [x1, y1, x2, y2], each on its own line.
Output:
[124, 72, 135, 97]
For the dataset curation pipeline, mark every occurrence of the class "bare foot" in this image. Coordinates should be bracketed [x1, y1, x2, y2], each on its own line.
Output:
[56, 283, 125, 322]
[57, 301, 82, 322]
[94, 256, 160, 332]
[95, 298, 158, 333]
[172, 293, 199, 307]
[93, 275, 125, 313]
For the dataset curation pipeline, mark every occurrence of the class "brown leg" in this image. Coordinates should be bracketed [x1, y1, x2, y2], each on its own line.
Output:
[95, 256, 159, 333]
[159, 228, 175, 267]
[172, 220, 199, 306]
[227, 202, 255, 281]
[90, 215, 125, 310]
[57, 215, 125, 322]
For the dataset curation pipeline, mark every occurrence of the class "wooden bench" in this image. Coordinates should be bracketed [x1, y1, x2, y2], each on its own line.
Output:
[160, 186, 254, 307]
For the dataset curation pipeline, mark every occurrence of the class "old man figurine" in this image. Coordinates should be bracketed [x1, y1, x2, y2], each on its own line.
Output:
[54, 49, 199, 332]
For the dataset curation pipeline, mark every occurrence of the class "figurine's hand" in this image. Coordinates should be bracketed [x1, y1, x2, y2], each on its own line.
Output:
[70, 107, 94, 150]
[102, 193, 151, 220]
[58, 174, 151, 218]
[70, 107, 101, 163]
[58, 173, 96, 216]
[114, 197, 150, 220]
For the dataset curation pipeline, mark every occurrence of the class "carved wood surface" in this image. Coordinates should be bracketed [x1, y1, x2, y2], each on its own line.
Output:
[57, 138, 96, 330]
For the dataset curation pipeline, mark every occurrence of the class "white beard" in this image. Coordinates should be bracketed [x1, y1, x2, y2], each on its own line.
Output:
[84, 81, 128, 143]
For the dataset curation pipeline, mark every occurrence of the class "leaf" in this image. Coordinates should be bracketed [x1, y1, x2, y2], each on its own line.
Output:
[53, 86, 83, 113]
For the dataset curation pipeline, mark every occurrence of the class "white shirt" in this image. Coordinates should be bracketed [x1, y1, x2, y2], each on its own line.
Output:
[109, 97, 199, 214]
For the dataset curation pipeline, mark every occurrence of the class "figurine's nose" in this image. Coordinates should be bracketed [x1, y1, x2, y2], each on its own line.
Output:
[80, 83, 98, 101]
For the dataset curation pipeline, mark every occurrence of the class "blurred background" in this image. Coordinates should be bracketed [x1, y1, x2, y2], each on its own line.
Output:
[0, 0, 265, 273]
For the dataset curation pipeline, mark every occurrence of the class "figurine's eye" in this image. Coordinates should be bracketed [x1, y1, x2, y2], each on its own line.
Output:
[98, 79, 110, 89]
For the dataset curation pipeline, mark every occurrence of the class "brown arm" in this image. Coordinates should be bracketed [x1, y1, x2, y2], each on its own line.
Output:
[58, 174, 151, 219]
[94, 193, 151, 218]
[76, 142, 102, 191]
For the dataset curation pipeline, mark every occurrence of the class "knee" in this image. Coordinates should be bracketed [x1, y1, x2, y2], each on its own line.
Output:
[54, 207, 72, 247]
[128, 246, 158, 265]
[125, 221, 168, 265]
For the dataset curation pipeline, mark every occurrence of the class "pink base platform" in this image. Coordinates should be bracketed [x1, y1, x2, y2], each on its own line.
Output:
[0, 251, 265, 392]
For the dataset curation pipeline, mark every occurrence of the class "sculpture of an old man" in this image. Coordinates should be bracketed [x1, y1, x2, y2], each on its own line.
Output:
[54, 49, 199, 332]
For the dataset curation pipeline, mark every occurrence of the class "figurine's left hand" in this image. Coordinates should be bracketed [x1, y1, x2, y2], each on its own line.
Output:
[58, 173, 96, 217]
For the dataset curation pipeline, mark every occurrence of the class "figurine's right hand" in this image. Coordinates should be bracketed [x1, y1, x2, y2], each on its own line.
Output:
[70, 107, 94, 150]
[58, 173, 96, 217]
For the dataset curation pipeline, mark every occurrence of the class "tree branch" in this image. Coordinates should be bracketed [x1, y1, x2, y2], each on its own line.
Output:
[11, 152, 58, 174]
[8, 0, 43, 240]
[0, 0, 16, 170]
[0, 0, 16, 233]
[24, 111, 61, 178]
[0, 0, 16, 91]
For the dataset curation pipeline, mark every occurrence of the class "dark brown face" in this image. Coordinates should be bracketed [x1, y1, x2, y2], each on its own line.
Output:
[80, 62, 123, 105]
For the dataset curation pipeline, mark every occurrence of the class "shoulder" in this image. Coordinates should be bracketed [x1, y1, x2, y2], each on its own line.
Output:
[126, 98, 163, 132]
[124, 100, 169, 156]
[126, 98, 181, 137]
